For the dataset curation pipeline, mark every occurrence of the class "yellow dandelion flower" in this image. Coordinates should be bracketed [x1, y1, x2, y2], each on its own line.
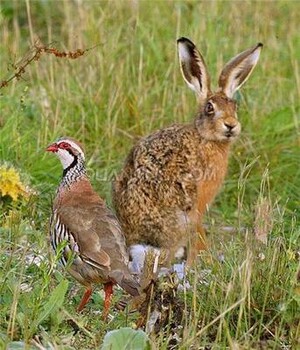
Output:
[0, 165, 28, 201]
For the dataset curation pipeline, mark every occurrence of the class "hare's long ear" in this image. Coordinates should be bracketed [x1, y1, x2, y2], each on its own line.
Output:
[177, 37, 211, 102]
[218, 43, 263, 98]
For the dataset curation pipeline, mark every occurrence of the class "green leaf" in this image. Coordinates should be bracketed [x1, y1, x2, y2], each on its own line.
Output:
[30, 279, 69, 331]
[100, 327, 151, 350]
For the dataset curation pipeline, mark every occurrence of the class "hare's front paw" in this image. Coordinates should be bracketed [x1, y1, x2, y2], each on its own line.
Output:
[129, 244, 161, 275]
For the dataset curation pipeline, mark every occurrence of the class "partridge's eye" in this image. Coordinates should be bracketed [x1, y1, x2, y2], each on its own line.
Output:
[59, 142, 70, 149]
[205, 101, 214, 114]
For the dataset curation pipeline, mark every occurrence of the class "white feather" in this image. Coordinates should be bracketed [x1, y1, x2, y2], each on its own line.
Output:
[57, 148, 75, 169]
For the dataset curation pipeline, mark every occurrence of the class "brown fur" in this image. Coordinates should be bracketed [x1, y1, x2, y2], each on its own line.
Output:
[113, 38, 262, 266]
[113, 119, 230, 265]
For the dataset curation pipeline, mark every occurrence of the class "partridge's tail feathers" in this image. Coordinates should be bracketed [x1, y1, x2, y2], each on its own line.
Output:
[109, 270, 141, 297]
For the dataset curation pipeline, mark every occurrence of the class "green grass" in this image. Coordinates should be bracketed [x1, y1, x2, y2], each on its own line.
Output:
[0, 1, 299, 349]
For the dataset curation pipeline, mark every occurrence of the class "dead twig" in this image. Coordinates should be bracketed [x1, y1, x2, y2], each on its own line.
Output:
[0, 41, 100, 90]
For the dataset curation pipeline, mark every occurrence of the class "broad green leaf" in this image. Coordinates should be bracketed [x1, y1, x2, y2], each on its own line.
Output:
[100, 327, 151, 350]
[31, 279, 69, 331]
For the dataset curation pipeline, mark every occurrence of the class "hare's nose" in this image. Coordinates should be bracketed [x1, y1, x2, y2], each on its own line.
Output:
[224, 123, 236, 131]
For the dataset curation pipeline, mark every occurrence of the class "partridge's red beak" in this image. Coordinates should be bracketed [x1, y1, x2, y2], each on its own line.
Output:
[46, 143, 58, 152]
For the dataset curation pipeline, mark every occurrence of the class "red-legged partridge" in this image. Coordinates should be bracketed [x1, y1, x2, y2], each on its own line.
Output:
[46, 137, 140, 318]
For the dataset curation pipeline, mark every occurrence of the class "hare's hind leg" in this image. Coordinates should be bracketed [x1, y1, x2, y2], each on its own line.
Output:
[186, 223, 208, 267]
[184, 209, 208, 266]
[196, 222, 208, 251]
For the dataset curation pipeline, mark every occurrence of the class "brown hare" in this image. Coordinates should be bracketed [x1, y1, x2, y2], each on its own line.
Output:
[113, 37, 263, 272]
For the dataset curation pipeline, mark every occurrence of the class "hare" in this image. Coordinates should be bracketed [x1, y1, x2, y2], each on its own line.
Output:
[113, 37, 263, 271]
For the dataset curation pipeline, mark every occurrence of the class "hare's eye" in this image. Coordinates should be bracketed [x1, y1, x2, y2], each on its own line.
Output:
[205, 101, 214, 114]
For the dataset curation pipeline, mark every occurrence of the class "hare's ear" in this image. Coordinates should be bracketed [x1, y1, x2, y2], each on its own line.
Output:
[177, 37, 211, 101]
[218, 43, 263, 98]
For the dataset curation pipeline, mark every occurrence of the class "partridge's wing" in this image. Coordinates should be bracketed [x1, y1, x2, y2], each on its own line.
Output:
[57, 203, 129, 270]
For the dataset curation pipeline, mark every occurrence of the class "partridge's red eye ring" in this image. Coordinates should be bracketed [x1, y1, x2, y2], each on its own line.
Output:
[59, 142, 71, 149]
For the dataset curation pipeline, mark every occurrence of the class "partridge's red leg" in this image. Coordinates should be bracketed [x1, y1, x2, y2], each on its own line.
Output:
[102, 282, 114, 319]
[77, 287, 92, 312]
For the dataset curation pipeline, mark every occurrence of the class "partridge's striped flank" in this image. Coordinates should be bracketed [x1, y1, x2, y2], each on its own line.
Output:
[50, 210, 82, 268]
